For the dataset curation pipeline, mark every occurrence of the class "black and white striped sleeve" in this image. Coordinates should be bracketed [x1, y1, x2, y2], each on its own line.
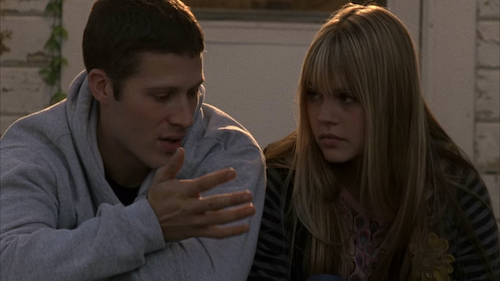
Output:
[447, 168, 500, 280]
[248, 167, 291, 281]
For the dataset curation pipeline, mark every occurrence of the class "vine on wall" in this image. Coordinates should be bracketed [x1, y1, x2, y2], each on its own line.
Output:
[0, 30, 12, 56]
[39, 0, 68, 105]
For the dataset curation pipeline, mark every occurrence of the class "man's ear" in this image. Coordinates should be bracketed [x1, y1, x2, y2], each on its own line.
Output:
[88, 69, 114, 105]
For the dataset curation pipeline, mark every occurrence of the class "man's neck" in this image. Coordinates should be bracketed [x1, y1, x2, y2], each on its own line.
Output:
[104, 164, 150, 188]
[97, 125, 150, 188]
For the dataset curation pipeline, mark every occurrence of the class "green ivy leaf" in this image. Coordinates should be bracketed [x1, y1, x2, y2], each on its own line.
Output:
[45, 2, 60, 14]
[50, 58, 60, 68]
[41, 69, 59, 85]
[1, 30, 13, 40]
[50, 91, 67, 105]
[38, 68, 50, 77]
[51, 57, 67, 69]
[60, 57, 68, 67]
[42, 0, 69, 107]
[61, 28, 68, 40]
[47, 77, 57, 86]
[44, 37, 60, 50]
[52, 25, 68, 39]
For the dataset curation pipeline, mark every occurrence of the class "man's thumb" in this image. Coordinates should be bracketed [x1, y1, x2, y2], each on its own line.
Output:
[156, 147, 185, 181]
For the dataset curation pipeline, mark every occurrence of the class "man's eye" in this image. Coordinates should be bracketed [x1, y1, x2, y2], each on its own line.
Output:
[154, 93, 172, 102]
[187, 90, 199, 99]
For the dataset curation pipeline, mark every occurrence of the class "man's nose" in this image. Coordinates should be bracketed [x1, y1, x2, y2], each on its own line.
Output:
[169, 96, 194, 128]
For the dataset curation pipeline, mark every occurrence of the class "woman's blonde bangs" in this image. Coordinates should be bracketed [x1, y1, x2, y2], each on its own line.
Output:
[301, 31, 350, 99]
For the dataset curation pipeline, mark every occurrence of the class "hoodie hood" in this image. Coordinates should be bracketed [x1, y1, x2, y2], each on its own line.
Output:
[64, 71, 208, 201]
[65, 71, 114, 205]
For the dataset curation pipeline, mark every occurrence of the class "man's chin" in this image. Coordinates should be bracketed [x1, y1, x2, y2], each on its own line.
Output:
[151, 154, 175, 170]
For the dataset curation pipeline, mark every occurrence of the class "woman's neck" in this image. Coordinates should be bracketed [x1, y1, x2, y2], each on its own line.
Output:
[332, 159, 361, 197]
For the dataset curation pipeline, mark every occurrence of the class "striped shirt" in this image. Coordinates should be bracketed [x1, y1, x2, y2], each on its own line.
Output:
[248, 164, 500, 280]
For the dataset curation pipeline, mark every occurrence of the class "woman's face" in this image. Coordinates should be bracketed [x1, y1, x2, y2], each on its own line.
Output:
[307, 87, 365, 164]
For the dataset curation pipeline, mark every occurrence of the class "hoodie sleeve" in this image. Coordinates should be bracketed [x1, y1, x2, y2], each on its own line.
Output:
[0, 152, 166, 281]
[112, 143, 266, 281]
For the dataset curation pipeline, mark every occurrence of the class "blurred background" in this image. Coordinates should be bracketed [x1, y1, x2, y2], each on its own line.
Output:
[0, 0, 498, 225]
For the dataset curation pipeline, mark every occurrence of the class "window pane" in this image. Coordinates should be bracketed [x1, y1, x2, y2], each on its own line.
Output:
[184, 0, 386, 11]
[185, 0, 386, 22]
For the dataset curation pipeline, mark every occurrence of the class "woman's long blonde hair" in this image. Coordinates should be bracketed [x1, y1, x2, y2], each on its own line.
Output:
[266, 3, 495, 279]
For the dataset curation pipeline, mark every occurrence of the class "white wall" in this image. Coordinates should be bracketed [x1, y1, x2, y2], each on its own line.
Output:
[60, 0, 94, 90]
[420, 0, 476, 159]
[0, 0, 53, 133]
[386, 0, 421, 45]
[200, 21, 318, 147]
[476, 0, 500, 225]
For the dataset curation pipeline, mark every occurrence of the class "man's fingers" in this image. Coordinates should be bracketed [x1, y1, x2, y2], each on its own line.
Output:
[156, 147, 185, 181]
[160, 205, 255, 241]
[191, 203, 256, 226]
[195, 224, 251, 239]
[184, 168, 237, 196]
[188, 191, 253, 213]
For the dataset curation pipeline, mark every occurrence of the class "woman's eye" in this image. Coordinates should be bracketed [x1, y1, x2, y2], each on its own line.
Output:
[339, 93, 355, 104]
[306, 91, 322, 101]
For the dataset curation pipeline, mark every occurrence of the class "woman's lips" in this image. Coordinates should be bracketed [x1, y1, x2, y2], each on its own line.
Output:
[319, 133, 345, 147]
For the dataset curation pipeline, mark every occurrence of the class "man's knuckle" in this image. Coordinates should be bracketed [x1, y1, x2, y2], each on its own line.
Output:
[204, 200, 215, 210]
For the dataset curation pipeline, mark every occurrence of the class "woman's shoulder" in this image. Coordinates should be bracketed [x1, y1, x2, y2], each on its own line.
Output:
[442, 160, 490, 205]
[266, 158, 293, 200]
[267, 158, 291, 179]
[423, 156, 500, 280]
[264, 134, 295, 194]
[439, 160, 500, 279]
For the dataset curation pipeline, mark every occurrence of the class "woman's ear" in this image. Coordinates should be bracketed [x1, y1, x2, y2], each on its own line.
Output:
[88, 69, 114, 105]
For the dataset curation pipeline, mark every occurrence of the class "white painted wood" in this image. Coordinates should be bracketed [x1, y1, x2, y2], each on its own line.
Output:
[420, 0, 476, 159]
[388, 0, 476, 160]
[386, 0, 422, 46]
[201, 21, 320, 147]
[200, 20, 320, 45]
[61, 0, 94, 90]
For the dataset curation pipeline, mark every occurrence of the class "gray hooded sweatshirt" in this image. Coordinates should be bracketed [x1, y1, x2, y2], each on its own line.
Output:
[0, 71, 266, 281]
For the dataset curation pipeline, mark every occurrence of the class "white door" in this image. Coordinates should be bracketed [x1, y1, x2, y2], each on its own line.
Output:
[388, 0, 476, 159]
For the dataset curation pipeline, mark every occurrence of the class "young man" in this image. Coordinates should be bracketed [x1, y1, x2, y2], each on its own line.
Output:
[0, 0, 265, 280]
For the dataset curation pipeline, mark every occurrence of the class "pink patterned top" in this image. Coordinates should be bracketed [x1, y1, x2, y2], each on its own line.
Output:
[339, 189, 392, 281]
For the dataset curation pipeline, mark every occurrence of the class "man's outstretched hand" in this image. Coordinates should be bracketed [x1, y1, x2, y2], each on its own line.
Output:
[147, 148, 256, 241]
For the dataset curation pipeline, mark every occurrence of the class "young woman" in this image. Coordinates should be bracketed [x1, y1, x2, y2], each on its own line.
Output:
[248, 3, 500, 281]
